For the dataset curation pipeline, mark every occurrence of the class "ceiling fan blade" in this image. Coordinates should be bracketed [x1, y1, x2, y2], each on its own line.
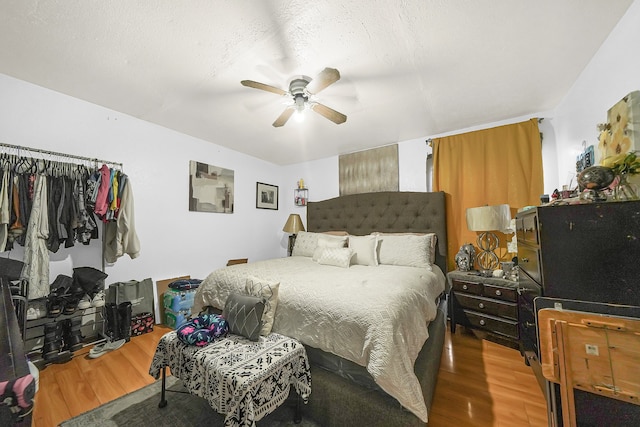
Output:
[306, 67, 341, 94]
[311, 103, 347, 125]
[273, 108, 295, 127]
[241, 80, 287, 96]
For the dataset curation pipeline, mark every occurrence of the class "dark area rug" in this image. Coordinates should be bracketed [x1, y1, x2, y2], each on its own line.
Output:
[59, 376, 320, 427]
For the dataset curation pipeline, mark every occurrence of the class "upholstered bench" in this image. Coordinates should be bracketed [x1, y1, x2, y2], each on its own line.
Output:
[149, 331, 311, 427]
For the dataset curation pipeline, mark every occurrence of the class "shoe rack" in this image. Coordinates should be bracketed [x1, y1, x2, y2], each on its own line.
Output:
[25, 302, 105, 369]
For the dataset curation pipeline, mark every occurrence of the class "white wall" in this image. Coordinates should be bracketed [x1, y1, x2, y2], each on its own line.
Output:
[0, 74, 291, 290]
[552, 0, 640, 186]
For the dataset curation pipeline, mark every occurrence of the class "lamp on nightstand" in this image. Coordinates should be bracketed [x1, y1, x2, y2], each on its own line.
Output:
[466, 204, 511, 276]
[283, 214, 305, 256]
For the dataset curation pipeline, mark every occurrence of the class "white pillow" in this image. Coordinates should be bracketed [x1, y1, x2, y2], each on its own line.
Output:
[376, 234, 435, 269]
[348, 235, 379, 266]
[316, 247, 354, 268]
[312, 234, 348, 261]
[291, 231, 319, 257]
[374, 232, 437, 264]
[245, 275, 280, 336]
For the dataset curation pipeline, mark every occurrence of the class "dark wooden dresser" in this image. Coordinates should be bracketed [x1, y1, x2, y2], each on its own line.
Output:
[516, 200, 640, 426]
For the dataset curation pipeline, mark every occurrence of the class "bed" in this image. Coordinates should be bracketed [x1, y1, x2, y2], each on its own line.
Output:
[192, 191, 449, 426]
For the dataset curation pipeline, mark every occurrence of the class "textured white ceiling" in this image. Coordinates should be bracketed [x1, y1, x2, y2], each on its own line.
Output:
[0, 1, 633, 164]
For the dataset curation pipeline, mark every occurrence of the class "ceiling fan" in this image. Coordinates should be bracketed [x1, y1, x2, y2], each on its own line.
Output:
[241, 67, 347, 127]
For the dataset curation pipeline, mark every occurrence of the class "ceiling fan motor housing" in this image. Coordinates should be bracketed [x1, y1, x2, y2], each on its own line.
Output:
[290, 78, 310, 111]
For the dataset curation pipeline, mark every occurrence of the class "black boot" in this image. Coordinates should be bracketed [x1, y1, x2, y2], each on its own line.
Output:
[104, 303, 120, 341]
[63, 317, 84, 352]
[42, 322, 62, 361]
[118, 302, 132, 342]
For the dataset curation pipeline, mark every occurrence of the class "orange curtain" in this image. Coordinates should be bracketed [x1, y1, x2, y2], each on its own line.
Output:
[433, 119, 544, 271]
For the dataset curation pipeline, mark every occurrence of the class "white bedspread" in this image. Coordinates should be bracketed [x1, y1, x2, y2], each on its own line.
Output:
[192, 256, 445, 423]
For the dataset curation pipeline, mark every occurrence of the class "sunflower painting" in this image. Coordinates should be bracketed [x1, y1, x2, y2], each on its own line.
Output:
[598, 91, 639, 162]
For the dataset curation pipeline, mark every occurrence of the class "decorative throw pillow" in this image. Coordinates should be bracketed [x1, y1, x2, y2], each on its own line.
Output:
[312, 234, 348, 261]
[376, 234, 434, 269]
[348, 235, 379, 266]
[222, 293, 265, 341]
[316, 247, 354, 268]
[245, 276, 280, 336]
[291, 231, 319, 257]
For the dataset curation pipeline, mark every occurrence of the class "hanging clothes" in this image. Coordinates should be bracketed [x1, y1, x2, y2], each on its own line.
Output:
[104, 179, 140, 263]
[94, 164, 111, 217]
[21, 174, 50, 300]
[0, 170, 10, 251]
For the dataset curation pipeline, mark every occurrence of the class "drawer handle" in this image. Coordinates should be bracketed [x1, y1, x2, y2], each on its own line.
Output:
[495, 290, 502, 296]
[479, 319, 486, 326]
[521, 258, 529, 263]
[462, 284, 468, 290]
[478, 303, 485, 309]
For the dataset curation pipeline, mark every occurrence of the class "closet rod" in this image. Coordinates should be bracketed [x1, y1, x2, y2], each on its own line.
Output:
[0, 142, 123, 168]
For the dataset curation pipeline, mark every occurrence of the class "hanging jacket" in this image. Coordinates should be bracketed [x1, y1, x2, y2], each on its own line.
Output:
[94, 164, 111, 218]
[104, 179, 140, 263]
[46, 175, 62, 253]
[21, 174, 50, 299]
[0, 170, 9, 251]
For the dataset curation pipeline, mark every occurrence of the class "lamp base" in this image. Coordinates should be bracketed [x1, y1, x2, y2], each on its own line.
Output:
[287, 234, 296, 257]
[476, 231, 499, 273]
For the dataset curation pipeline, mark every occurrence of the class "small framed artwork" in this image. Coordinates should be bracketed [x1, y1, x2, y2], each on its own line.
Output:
[256, 182, 278, 210]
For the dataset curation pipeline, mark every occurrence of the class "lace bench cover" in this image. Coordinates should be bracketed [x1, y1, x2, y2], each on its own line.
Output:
[149, 331, 312, 427]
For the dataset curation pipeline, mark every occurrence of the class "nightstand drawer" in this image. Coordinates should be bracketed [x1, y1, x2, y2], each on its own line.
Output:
[455, 294, 517, 320]
[482, 283, 517, 302]
[463, 310, 519, 339]
[451, 279, 482, 295]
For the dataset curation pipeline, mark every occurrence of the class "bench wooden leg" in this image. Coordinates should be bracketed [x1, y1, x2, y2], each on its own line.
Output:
[158, 367, 168, 408]
[294, 393, 301, 424]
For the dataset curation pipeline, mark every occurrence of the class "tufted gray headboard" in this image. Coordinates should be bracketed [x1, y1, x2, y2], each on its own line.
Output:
[307, 191, 448, 273]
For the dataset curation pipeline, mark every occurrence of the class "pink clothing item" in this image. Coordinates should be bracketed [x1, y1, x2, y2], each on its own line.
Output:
[93, 164, 111, 216]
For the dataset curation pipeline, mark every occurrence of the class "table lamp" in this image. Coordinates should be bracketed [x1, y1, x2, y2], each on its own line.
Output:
[283, 214, 305, 256]
[466, 204, 511, 276]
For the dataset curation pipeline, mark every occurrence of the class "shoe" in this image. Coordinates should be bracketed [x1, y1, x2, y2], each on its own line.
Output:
[62, 298, 78, 315]
[118, 302, 132, 342]
[77, 294, 91, 310]
[47, 297, 62, 318]
[91, 290, 105, 308]
[26, 300, 46, 320]
[88, 338, 125, 359]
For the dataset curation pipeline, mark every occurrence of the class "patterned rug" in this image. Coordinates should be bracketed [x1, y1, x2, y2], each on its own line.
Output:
[59, 376, 321, 427]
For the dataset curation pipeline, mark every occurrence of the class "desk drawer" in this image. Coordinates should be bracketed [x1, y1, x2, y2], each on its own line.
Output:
[464, 310, 519, 339]
[455, 293, 518, 320]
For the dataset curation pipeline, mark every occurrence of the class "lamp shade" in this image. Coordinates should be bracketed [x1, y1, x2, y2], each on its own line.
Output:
[283, 214, 305, 234]
[466, 204, 511, 232]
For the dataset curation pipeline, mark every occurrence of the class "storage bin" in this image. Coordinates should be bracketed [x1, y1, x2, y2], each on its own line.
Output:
[163, 288, 197, 313]
[164, 308, 191, 329]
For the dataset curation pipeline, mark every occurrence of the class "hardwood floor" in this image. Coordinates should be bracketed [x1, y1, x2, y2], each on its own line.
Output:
[32, 324, 548, 427]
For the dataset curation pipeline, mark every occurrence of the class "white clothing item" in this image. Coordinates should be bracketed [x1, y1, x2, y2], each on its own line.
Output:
[21, 174, 50, 300]
[0, 170, 10, 251]
[104, 180, 140, 263]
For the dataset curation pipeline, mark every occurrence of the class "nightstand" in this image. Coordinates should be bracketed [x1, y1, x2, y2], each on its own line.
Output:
[447, 270, 520, 350]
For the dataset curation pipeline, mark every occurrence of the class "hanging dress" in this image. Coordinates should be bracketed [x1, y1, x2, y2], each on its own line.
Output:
[21, 174, 50, 299]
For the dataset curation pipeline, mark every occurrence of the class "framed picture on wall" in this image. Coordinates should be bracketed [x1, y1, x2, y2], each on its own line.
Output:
[256, 182, 278, 210]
